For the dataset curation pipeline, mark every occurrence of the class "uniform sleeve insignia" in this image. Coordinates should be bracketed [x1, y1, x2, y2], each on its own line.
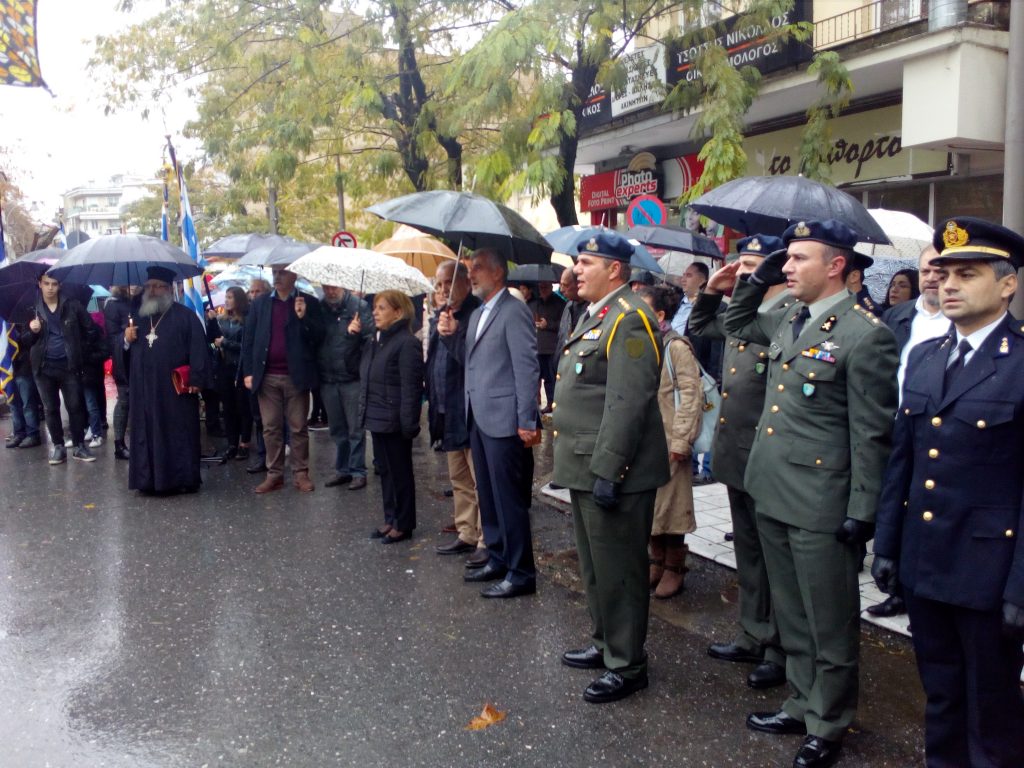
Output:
[794, 221, 811, 237]
[585, 237, 600, 252]
[943, 220, 969, 248]
[625, 338, 646, 358]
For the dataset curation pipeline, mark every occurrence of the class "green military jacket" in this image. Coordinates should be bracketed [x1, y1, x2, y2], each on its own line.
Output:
[551, 284, 670, 493]
[722, 280, 898, 532]
[688, 290, 792, 492]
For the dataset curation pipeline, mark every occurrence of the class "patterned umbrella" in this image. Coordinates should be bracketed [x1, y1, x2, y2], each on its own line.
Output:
[287, 247, 433, 296]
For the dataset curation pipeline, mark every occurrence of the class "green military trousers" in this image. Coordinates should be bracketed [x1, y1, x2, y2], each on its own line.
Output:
[726, 486, 784, 667]
[757, 513, 861, 742]
[571, 488, 656, 681]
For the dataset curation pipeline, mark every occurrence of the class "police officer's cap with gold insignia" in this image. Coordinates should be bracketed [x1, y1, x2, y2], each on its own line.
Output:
[782, 219, 873, 271]
[931, 216, 1024, 269]
[577, 230, 635, 263]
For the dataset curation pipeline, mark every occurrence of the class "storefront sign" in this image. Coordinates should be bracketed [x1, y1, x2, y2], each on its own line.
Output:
[667, 1, 812, 86]
[744, 105, 950, 185]
[662, 153, 706, 199]
[580, 165, 663, 212]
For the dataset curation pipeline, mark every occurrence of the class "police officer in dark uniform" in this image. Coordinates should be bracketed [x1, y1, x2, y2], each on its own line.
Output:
[552, 231, 669, 704]
[690, 234, 790, 690]
[846, 264, 879, 316]
[873, 217, 1024, 767]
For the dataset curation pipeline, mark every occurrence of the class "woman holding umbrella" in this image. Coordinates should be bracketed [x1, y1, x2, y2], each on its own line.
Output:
[357, 290, 425, 543]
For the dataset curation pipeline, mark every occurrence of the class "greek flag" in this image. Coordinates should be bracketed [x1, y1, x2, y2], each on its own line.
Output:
[0, 232, 17, 402]
[165, 139, 207, 327]
[56, 221, 67, 249]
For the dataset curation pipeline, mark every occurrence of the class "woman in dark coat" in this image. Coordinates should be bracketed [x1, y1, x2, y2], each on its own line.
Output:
[213, 286, 252, 460]
[357, 290, 424, 543]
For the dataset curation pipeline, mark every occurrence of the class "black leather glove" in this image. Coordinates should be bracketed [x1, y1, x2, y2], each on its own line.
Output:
[747, 248, 788, 287]
[871, 555, 899, 595]
[835, 517, 874, 546]
[593, 477, 619, 510]
[1002, 601, 1024, 639]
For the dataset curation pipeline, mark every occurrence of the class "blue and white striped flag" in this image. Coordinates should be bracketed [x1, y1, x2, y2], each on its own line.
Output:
[165, 140, 207, 327]
[55, 221, 67, 249]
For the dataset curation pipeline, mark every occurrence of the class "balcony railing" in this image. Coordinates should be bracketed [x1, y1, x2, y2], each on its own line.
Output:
[814, 0, 926, 50]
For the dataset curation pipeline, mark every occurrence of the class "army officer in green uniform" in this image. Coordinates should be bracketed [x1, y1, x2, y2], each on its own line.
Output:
[552, 231, 669, 704]
[722, 220, 898, 768]
[689, 234, 790, 691]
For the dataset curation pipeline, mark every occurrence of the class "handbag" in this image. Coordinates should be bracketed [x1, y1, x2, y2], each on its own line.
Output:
[664, 338, 720, 456]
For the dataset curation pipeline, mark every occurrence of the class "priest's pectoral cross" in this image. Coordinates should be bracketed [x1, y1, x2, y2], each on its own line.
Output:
[146, 328, 159, 348]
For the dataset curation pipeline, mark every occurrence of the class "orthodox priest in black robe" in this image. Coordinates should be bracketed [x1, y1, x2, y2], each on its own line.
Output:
[125, 266, 212, 493]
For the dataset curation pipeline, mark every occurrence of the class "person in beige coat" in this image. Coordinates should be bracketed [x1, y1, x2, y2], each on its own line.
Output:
[638, 285, 703, 598]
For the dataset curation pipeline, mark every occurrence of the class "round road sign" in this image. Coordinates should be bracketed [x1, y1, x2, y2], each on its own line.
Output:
[626, 195, 668, 227]
[332, 230, 357, 248]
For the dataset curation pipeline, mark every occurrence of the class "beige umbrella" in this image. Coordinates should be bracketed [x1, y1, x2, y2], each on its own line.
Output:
[373, 224, 457, 278]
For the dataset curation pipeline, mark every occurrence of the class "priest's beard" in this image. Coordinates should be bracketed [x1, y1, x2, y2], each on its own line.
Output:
[139, 292, 173, 317]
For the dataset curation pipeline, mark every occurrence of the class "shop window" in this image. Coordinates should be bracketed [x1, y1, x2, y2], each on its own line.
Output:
[865, 183, 930, 223]
[933, 175, 1004, 224]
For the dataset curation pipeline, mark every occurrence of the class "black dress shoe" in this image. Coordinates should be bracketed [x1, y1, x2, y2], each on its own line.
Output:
[481, 579, 536, 599]
[747, 661, 787, 689]
[348, 476, 367, 490]
[381, 530, 412, 544]
[113, 440, 129, 460]
[746, 710, 807, 735]
[707, 642, 764, 664]
[561, 645, 605, 669]
[793, 736, 842, 768]
[324, 474, 353, 488]
[5, 435, 24, 449]
[436, 538, 476, 555]
[463, 563, 506, 583]
[19, 435, 42, 449]
[464, 549, 490, 569]
[582, 671, 648, 704]
[370, 526, 392, 540]
[866, 594, 906, 617]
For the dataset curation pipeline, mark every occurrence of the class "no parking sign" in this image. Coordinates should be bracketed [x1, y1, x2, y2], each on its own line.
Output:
[626, 195, 668, 227]
[332, 230, 357, 248]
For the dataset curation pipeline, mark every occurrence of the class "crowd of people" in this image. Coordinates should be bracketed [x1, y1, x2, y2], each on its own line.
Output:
[3, 211, 1023, 768]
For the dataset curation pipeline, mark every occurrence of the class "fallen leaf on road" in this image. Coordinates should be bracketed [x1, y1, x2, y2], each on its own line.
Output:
[83, 504, 96, 509]
[466, 703, 506, 731]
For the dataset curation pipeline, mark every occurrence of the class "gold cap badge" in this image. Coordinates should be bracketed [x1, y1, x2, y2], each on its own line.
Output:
[585, 237, 599, 252]
[943, 221, 969, 249]
[794, 222, 811, 238]
[747, 238, 762, 252]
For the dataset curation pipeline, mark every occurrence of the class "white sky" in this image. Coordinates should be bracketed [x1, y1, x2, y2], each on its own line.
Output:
[0, 0, 198, 219]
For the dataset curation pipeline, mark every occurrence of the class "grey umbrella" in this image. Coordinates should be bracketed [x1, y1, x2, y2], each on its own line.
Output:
[626, 225, 723, 260]
[236, 241, 319, 267]
[689, 175, 891, 244]
[509, 263, 565, 283]
[46, 234, 203, 286]
[367, 190, 553, 265]
[204, 233, 294, 259]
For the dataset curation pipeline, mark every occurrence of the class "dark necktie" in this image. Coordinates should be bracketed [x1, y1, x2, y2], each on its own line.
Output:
[792, 306, 811, 341]
[943, 338, 973, 394]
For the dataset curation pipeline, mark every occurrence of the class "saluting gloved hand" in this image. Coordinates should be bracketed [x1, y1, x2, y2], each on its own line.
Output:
[871, 555, 899, 595]
[1002, 601, 1024, 639]
[593, 477, 620, 510]
[747, 248, 788, 287]
[835, 517, 874, 546]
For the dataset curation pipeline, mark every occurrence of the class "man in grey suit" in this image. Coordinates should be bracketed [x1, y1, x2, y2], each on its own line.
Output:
[438, 248, 540, 598]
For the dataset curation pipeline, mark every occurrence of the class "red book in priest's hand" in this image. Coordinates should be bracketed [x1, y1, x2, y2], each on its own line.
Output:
[171, 365, 192, 395]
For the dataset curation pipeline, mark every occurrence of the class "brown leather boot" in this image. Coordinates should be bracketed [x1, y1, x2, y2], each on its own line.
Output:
[649, 535, 666, 588]
[255, 475, 284, 494]
[293, 472, 315, 493]
[655, 542, 689, 599]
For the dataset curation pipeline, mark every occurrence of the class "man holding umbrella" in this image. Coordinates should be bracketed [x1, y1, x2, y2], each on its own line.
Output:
[124, 266, 212, 494]
[722, 220, 898, 768]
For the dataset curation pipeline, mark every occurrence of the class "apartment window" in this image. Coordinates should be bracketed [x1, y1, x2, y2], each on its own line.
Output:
[880, 0, 924, 29]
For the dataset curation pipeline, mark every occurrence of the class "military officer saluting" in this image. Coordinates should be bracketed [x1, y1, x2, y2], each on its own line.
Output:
[552, 231, 669, 704]
[723, 219, 899, 768]
[690, 234, 790, 691]
[872, 217, 1024, 767]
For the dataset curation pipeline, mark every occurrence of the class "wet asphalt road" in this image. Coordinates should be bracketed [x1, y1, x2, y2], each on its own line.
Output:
[0, 420, 925, 767]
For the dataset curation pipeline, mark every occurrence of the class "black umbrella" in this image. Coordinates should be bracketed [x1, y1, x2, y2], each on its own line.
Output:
[47, 234, 203, 286]
[367, 191, 553, 265]
[508, 263, 565, 283]
[20, 247, 66, 265]
[236, 241, 319, 267]
[688, 176, 891, 244]
[627, 225, 723, 259]
[204, 233, 294, 259]
[65, 230, 90, 248]
[0, 260, 93, 323]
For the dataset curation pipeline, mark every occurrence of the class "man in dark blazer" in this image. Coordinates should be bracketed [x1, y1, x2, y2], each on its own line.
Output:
[873, 217, 1024, 768]
[690, 234, 790, 690]
[870, 244, 950, 618]
[439, 248, 539, 599]
[242, 266, 325, 493]
[552, 231, 669, 704]
[724, 220, 899, 768]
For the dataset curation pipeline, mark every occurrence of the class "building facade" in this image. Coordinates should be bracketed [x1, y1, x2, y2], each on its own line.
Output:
[62, 174, 159, 236]
[574, 0, 1010, 240]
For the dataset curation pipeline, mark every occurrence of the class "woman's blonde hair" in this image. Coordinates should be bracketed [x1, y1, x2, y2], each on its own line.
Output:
[374, 290, 415, 330]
